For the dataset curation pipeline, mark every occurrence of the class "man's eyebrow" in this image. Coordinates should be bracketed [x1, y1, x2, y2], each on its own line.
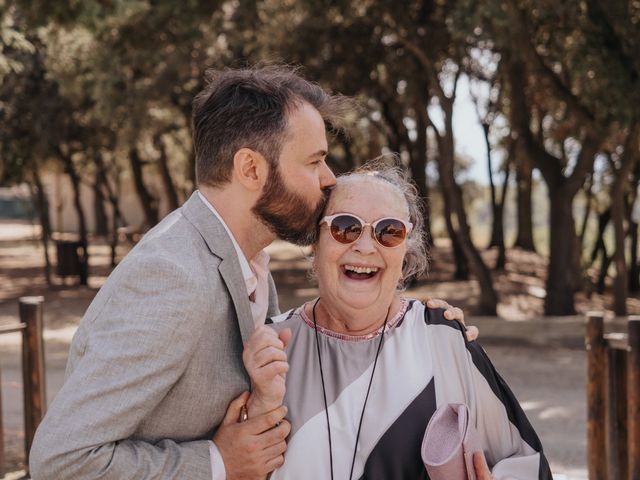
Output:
[308, 149, 328, 159]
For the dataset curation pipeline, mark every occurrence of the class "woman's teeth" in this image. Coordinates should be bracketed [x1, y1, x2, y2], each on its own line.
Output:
[345, 265, 379, 274]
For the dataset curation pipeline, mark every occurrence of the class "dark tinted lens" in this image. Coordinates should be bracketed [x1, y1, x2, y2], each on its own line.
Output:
[329, 215, 362, 244]
[375, 219, 407, 247]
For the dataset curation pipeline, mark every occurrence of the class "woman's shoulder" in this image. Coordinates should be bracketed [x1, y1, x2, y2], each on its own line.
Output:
[401, 298, 467, 337]
[266, 307, 303, 331]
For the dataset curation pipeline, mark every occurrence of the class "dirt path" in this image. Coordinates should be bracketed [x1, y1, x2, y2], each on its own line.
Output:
[1, 220, 620, 478]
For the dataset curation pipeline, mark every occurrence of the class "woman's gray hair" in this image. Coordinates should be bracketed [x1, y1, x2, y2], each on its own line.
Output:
[334, 159, 429, 286]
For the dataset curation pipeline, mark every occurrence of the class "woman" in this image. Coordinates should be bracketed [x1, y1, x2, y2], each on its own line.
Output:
[243, 164, 551, 479]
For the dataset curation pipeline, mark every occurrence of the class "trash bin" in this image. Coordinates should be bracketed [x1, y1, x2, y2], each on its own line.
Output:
[55, 240, 83, 277]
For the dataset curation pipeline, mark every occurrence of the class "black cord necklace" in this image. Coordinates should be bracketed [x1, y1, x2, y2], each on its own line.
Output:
[311, 298, 390, 480]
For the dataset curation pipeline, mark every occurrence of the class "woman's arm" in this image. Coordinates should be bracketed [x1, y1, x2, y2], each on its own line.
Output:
[465, 341, 553, 479]
[242, 325, 292, 417]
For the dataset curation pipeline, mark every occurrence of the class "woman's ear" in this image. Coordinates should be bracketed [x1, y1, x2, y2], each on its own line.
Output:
[233, 148, 268, 191]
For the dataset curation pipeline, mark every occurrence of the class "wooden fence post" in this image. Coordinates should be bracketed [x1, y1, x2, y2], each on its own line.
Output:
[0, 365, 4, 477]
[19, 296, 46, 471]
[587, 312, 607, 480]
[606, 340, 627, 480]
[629, 317, 640, 480]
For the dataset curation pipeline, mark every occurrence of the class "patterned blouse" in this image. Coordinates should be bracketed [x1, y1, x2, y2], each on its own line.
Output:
[266, 299, 552, 480]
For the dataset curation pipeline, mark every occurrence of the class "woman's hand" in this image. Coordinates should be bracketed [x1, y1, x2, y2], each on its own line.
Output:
[425, 297, 479, 342]
[473, 450, 495, 480]
[242, 326, 292, 416]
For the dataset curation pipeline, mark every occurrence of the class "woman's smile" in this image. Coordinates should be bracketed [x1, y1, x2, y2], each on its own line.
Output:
[342, 263, 381, 280]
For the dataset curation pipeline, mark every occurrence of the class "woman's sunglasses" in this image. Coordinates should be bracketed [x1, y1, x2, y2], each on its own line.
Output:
[320, 213, 413, 248]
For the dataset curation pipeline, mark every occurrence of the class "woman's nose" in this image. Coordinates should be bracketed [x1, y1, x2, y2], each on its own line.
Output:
[352, 226, 377, 254]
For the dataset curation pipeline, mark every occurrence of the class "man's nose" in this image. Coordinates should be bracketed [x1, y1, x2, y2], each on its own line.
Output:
[320, 162, 336, 189]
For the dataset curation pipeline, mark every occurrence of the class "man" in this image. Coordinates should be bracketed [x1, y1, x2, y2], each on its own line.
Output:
[30, 66, 468, 479]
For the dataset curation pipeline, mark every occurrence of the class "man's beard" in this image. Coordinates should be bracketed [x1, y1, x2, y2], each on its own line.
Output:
[253, 165, 330, 246]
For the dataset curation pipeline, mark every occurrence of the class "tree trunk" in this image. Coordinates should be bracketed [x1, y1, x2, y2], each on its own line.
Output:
[154, 133, 180, 212]
[129, 147, 159, 229]
[545, 187, 579, 314]
[629, 221, 639, 293]
[483, 122, 500, 249]
[442, 200, 469, 279]
[494, 163, 511, 271]
[597, 251, 611, 295]
[31, 167, 52, 285]
[629, 162, 640, 292]
[94, 153, 126, 267]
[504, 47, 536, 252]
[513, 148, 536, 251]
[579, 176, 594, 251]
[411, 108, 432, 249]
[93, 164, 109, 237]
[106, 177, 125, 268]
[505, 44, 599, 314]
[611, 186, 628, 315]
[590, 209, 611, 266]
[436, 102, 498, 315]
[60, 153, 89, 285]
[610, 122, 640, 315]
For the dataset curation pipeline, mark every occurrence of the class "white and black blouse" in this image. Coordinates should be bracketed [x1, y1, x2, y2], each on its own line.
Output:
[267, 299, 552, 480]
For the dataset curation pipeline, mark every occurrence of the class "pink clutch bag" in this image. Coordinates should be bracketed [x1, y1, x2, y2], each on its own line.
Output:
[421, 403, 481, 480]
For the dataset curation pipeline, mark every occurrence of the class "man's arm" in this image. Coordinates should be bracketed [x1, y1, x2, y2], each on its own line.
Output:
[242, 326, 291, 417]
[212, 392, 291, 479]
[29, 256, 214, 479]
[30, 255, 287, 480]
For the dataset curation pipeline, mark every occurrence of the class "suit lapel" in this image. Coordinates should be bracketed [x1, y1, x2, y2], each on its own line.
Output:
[181, 192, 255, 346]
[218, 259, 254, 345]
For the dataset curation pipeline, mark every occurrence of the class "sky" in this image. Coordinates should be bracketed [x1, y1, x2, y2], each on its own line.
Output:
[452, 75, 493, 185]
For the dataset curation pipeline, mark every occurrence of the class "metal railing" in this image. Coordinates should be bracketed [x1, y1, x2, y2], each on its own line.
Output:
[586, 313, 640, 480]
[0, 296, 46, 477]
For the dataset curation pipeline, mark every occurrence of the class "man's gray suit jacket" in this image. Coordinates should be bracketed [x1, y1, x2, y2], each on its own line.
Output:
[29, 192, 280, 479]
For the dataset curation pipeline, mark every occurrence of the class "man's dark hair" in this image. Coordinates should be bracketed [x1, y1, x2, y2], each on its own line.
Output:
[192, 65, 351, 187]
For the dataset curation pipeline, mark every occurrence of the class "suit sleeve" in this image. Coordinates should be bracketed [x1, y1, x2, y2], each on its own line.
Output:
[29, 255, 214, 480]
[465, 341, 553, 480]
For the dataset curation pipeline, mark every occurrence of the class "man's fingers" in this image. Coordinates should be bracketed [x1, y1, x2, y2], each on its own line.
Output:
[425, 298, 450, 309]
[250, 405, 289, 434]
[261, 439, 287, 459]
[221, 391, 250, 426]
[259, 419, 291, 445]
[465, 325, 479, 342]
[424, 300, 476, 341]
[443, 306, 465, 323]
[425, 300, 466, 325]
[264, 454, 286, 472]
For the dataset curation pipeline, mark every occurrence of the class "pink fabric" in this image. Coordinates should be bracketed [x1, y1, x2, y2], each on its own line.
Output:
[421, 403, 481, 480]
[248, 250, 270, 328]
[297, 298, 409, 341]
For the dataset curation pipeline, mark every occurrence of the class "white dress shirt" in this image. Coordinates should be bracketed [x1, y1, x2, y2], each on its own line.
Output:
[197, 191, 270, 479]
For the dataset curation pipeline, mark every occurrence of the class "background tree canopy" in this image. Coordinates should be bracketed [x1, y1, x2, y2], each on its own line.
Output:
[1, 0, 639, 316]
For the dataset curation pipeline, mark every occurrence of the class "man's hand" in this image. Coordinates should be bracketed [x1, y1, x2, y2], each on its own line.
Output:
[214, 392, 291, 480]
[425, 298, 479, 342]
[242, 326, 292, 416]
[473, 450, 494, 480]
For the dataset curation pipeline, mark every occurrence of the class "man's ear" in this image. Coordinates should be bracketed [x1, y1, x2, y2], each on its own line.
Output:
[233, 148, 268, 191]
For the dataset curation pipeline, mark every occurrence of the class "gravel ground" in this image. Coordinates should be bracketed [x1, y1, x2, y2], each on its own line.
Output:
[485, 344, 587, 479]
